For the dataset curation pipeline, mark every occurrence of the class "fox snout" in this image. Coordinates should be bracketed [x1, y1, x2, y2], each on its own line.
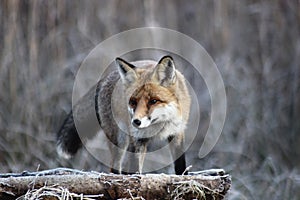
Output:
[129, 95, 154, 129]
[132, 119, 141, 127]
[131, 116, 152, 128]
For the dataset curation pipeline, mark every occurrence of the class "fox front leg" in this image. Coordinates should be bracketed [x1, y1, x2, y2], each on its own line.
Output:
[109, 145, 127, 174]
[168, 134, 187, 175]
[138, 143, 147, 174]
[134, 138, 148, 174]
[109, 134, 130, 174]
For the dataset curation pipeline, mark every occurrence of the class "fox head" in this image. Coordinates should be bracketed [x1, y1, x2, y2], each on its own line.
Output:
[116, 56, 185, 129]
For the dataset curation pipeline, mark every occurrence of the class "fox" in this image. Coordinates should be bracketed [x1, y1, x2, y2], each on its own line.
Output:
[56, 55, 191, 175]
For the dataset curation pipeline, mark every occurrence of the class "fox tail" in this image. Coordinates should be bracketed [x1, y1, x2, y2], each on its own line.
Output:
[56, 111, 82, 159]
[56, 82, 100, 159]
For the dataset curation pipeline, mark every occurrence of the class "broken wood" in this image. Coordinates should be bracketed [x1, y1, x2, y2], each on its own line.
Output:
[0, 168, 231, 200]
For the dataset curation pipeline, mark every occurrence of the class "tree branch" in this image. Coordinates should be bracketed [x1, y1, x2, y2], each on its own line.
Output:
[0, 168, 231, 199]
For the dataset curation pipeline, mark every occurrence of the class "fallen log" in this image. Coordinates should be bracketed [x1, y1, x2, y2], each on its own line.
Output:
[0, 168, 231, 200]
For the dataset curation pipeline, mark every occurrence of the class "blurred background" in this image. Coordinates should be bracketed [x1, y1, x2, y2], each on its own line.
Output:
[0, 0, 300, 199]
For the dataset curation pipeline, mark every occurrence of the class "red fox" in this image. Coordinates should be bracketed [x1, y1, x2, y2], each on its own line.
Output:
[57, 56, 191, 175]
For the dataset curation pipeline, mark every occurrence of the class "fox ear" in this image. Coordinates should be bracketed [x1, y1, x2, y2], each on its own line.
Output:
[153, 55, 176, 86]
[116, 57, 137, 84]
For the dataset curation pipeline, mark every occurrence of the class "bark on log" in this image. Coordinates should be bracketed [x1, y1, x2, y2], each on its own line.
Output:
[0, 168, 231, 200]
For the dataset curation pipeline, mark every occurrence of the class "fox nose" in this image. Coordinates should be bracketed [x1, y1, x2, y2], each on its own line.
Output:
[132, 119, 141, 127]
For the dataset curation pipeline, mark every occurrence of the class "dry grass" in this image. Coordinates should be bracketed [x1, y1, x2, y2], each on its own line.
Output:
[171, 180, 210, 200]
[18, 185, 103, 200]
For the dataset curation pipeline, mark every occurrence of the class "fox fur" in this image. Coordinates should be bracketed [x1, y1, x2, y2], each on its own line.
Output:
[57, 56, 191, 175]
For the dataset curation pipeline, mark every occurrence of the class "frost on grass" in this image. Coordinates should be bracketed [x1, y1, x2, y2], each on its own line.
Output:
[17, 185, 103, 200]
[171, 180, 224, 200]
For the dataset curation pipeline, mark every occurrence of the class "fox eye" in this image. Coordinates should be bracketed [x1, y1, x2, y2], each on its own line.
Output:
[129, 98, 137, 107]
[148, 98, 159, 105]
